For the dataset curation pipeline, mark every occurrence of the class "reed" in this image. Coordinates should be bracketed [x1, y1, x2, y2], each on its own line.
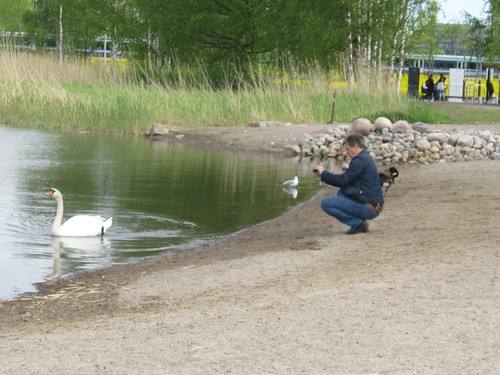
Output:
[0, 45, 455, 135]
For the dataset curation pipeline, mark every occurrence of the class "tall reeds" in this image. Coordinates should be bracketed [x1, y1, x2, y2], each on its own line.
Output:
[0, 44, 451, 134]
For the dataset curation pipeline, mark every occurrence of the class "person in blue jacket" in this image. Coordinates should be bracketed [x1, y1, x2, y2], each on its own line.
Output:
[312, 133, 384, 235]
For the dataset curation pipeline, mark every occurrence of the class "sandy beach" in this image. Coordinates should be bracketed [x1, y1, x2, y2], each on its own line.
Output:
[1, 123, 499, 374]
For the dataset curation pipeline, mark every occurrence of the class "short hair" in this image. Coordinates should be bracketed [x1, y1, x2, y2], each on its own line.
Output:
[344, 133, 367, 149]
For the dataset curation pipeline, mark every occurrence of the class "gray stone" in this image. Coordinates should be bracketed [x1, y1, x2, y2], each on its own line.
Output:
[457, 135, 474, 148]
[416, 138, 431, 151]
[412, 122, 429, 133]
[374, 117, 392, 131]
[427, 132, 448, 144]
[250, 121, 287, 128]
[146, 123, 169, 137]
[447, 134, 460, 146]
[287, 121, 498, 165]
[304, 132, 314, 141]
[478, 130, 492, 140]
[351, 118, 372, 136]
[392, 120, 411, 133]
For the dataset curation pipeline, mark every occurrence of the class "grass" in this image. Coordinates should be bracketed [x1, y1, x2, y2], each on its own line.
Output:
[430, 102, 500, 125]
[1, 46, 497, 135]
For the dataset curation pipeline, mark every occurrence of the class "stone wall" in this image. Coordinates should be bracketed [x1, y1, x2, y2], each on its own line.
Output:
[286, 117, 500, 164]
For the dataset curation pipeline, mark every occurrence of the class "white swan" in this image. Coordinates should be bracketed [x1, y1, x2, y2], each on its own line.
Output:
[44, 188, 113, 237]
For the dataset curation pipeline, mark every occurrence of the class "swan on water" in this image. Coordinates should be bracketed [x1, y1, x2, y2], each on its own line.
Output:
[44, 188, 113, 237]
[281, 175, 299, 187]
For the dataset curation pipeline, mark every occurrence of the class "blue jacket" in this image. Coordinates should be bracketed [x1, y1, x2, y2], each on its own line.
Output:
[321, 150, 384, 205]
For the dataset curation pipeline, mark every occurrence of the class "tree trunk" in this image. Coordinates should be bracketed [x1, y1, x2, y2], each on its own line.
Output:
[347, 11, 355, 90]
[111, 27, 118, 81]
[58, 4, 64, 68]
[396, 32, 406, 95]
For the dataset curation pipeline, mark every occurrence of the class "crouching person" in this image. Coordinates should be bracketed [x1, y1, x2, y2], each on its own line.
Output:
[312, 133, 384, 235]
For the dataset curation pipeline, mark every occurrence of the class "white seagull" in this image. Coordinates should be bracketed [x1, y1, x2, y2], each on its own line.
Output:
[281, 175, 299, 187]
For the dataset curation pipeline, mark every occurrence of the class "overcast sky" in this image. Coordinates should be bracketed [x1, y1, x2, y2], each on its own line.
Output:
[438, 0, 486, 22]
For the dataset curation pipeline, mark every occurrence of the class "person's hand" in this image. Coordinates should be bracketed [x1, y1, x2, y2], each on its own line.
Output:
[312, 165, 325, 177]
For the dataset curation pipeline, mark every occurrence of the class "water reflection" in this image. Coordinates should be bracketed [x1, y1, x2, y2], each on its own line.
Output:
[50, 236, 112, 278]
[282, 187, 298, 199]
[0, 125, 326, 299]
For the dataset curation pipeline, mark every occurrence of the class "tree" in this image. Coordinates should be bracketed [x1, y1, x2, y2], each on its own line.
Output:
[184, 0, 273, 80]
[20, 0, 451, 89]
[0, 0, 31, 31]
[474, 0, 500, 64]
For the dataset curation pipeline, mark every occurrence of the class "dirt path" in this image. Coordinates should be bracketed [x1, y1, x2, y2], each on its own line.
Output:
[1, 123, 499, 374]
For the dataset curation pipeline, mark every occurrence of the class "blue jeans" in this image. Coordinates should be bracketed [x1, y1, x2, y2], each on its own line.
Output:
[321, 191, 379, 227]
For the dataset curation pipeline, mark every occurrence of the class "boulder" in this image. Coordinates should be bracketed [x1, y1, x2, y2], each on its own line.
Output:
[478, 130, 492, 140]
[374, 117, 392, 132]
[351, 118, 372, 136]
[427, 132, 448, 144]
[146, 123, 169, 137]
[412, 122, 429, 133]
[447, 134, 460, 146]
[392, 120, 411, 133]
[416, 138, 431, 151]
[457, 135, 474, 148]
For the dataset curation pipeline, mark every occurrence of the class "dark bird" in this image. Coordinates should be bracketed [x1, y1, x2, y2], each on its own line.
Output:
[379, 167, 399, 196]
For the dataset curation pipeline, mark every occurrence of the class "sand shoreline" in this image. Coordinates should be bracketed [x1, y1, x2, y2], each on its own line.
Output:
[1, 123, 499, 374]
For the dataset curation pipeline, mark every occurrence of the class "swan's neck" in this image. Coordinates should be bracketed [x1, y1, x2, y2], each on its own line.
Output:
[52, 195, 64, 235]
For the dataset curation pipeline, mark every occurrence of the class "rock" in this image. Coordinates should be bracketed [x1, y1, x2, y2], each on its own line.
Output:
[392, 120, 411, 133]
[490, 153, 500, 160]
[416, 138, 431, 151]
[289, 121, 498, 165]
[249, 121, 288, 128]
[473, 136, 485, 149]
[382, 134, 393, 143]
[351, 118, 372, 136]
[478, 130, 491, 140]
[374, 117, 392, 132]
[412, 122, 429, 133]
[304, 132, 314, 141]
[146, 123, 169, 137]
[442, 144, 455, 153]
[429, 141, 442, 150]
[427, 132, 448, 144]
[338, 125, 351, 133]
[447, 134, 460, 146]
[457, 135, 474, 148]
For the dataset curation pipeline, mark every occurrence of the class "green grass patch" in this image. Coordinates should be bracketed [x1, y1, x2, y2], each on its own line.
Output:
[430, 102, 500, 125]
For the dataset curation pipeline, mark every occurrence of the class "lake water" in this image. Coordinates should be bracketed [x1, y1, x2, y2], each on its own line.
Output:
[0, 125, 325, 300]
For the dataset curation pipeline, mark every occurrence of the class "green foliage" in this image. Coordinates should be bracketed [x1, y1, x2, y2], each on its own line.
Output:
[15, 0, 447, 87]
[0, 0, 31, 31]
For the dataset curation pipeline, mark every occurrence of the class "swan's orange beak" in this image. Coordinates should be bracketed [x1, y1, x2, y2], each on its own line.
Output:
[44, 189, 54, 196]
